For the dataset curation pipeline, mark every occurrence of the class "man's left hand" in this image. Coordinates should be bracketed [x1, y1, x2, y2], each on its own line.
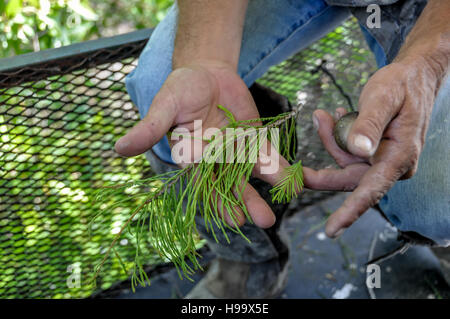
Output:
[311, 56, 441, 238]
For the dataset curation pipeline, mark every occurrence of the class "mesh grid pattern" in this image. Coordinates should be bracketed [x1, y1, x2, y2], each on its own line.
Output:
[0, 18, 376, 298]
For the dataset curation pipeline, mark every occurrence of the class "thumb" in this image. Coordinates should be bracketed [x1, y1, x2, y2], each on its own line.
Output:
[347, 85, 402, 158]
[115, 87, 177, 157]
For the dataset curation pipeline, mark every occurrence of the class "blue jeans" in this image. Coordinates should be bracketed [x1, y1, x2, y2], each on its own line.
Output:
[126, 0, 450, 246]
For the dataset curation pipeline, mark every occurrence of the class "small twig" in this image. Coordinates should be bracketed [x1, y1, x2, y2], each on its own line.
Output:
[366, 231, 378, 299]
[266, 103, 303, 129]
[313, 60, 355, 112]
[365, 242, 410, 266]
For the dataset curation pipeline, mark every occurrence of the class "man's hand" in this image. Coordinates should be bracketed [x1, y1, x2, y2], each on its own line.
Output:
[115, 59, 288, 228]
[313, 58, 439, 238]
[311, 0, 450, 238]
[115, 0, 281, 229]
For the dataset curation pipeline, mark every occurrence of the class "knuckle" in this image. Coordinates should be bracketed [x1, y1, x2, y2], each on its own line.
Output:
[364, 82, 396, 106]
[401, 162, 419, 180]
[335, 213, 357, 229]
[357, 117, 384, 140]
[400, 143, 421, 170]
[360, 180, 387, 208]
[342, 184, 357, 192]
[377, 88, 396, 106]
[388, 142, 421, 180]
[369, 189, 386, 207]
[400, 169, 415, 180]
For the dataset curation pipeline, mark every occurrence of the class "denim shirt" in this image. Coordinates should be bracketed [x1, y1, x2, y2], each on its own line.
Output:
[325, 0, 428, 63]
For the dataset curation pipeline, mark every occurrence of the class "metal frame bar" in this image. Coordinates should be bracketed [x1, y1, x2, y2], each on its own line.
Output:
[0, 28, 153, 73]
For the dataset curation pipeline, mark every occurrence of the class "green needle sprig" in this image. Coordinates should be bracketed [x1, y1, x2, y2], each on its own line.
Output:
[90, 104, 304, 290]
[270, 160, 304, 204]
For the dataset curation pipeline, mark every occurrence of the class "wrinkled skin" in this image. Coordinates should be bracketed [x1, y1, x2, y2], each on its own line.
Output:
[116, 61, 281, 229]
[314, 57, 441, 237]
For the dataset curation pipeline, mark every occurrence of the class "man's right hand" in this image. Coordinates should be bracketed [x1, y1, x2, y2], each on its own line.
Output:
[115, 61, 262, 158]
[115, 60, 284, 229]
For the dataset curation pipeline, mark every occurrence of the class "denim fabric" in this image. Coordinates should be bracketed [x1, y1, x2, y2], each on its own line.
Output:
[345, 0, 428, 63]
[125, 0, 450, 246]
[378, 75, 450, 247]
[359, 23, 388, 67]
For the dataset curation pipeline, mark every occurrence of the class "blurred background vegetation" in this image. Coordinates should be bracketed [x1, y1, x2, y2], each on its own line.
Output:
[0, 0, 173, 58]
[1, 0, 181, 299]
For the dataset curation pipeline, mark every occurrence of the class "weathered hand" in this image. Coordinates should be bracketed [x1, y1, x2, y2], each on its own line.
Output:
[115, 61, 285, 228]
[311, 57, 441, 238]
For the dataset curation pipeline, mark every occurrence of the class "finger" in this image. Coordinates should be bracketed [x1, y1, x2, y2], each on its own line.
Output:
[115, 86, 178, 157]
[252, 137, 370, 193]
[251, 139, 293, 187]
[212, 175, 274, 229]
[202, 171, 247, 228]
[216, 192, 247, 228]
[239, 182, 276, 229]
[313, 109, 366, 168]
[303, 164, 369, 191]
[347, 83, 403, 158]
[334, 107, 348, 120]
[325, 141, 408, 238]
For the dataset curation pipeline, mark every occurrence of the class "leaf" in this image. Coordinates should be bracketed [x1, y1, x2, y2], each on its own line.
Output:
[0, 0, 6, 14]
[5, 0, 22, 18]
[38, 0, 50, 16]
[67, 0, 98, 21]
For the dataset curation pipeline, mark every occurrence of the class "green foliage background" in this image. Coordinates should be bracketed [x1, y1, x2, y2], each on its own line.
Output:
[0, 0, 173, 58]
[0, 0, 177, 299]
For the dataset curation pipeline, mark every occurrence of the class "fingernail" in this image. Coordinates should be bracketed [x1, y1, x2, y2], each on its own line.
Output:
[333, 227, 347, 239]
[335, 110, 341, 119]
[115, 138, 129, 153]
[353, 134, 374, 156]
[312, 114, 319, 130]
